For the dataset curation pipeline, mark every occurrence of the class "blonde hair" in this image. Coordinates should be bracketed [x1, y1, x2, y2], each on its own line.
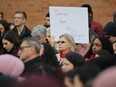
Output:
[60, 33, 75, 51]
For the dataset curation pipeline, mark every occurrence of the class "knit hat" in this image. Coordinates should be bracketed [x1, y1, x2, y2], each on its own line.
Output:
[103, 22, 116, 36]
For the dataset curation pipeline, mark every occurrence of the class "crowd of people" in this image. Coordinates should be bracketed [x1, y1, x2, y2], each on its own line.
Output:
[0, 3, 116, 87]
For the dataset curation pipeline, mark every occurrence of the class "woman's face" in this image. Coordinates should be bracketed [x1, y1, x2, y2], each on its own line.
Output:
[113, 42, 116, 54]
[58, 37, 71, 53]
[0, 24, 5, 34]
[109, 36, 116, 43]
[2, 39, 14, 52]
[10, 24, 15, 30]
[38, 37, 46, 44]
[61, 58, 74, 73]
[75, 43, 83, 52]
[92, 38, 102, 54]
[46, 32, 51, 42]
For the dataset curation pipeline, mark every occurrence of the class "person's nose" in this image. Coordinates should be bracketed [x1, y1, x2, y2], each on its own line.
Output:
[3, 44, 6, 48]
[93, 45, 97, 49]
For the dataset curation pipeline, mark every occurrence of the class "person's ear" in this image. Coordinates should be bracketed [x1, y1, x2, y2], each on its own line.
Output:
[23, 19, 26, 23]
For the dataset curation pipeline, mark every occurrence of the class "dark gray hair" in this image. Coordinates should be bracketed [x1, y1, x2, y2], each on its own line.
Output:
[23, 37, 41, 53]
[31, 25, 46, 40]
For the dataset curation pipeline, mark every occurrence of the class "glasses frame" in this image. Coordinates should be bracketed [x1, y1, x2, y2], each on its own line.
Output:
[19, 46, 31, 51]
[14, 17, 24, 20]
[57, 41, 67, 44]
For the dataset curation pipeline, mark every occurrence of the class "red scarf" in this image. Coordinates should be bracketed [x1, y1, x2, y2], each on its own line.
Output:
[85, 54, 95, 61]
[60, 51, 71, 58]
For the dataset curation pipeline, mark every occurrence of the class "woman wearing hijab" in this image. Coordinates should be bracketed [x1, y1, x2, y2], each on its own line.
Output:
[61, 52, 85, 73]
[0, 54, 24, 78]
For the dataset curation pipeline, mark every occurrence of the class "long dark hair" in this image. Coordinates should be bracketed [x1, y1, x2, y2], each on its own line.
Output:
[0, 21, 10, 51]
[85, 36, 114, 58]
[2, 31, 22, 56]
[41, 42, 59, 68]
[114, 12, 116, 22]
[0, 20, 9, 35]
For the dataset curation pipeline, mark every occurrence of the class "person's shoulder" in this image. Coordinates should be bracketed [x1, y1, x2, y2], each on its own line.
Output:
[24, 26, 31, 31]
[92, 21, 102, 25]
[25, 56, 43, 65]
[23, 26, 31, 35]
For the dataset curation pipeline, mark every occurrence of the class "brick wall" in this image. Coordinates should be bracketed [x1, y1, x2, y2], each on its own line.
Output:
[0, 0, 116, 29]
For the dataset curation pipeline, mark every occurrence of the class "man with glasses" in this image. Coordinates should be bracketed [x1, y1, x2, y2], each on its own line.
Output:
[13, 11, 31, 40]
[18, 37, 43, 76]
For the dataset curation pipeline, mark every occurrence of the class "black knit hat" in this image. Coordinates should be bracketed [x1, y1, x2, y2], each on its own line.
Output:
[103, 22, 116, 36]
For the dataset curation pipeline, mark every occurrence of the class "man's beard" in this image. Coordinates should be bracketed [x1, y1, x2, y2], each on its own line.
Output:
[44, 24, 50, 28]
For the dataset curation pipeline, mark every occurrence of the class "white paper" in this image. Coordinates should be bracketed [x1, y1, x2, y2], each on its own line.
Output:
[49, 6, 89, 43]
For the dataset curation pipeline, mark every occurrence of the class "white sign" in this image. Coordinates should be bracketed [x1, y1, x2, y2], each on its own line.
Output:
[49, 6, 89, 43]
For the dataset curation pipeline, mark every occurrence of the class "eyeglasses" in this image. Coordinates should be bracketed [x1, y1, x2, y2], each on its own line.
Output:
[112, 40, 116, 44]
[45, 35, 51, 38]
[103, 33, 110, 39]
[57, 41, 66, 44]
[14, 17, 24, 19]
[19, 46, 31, 51]
[75, 43, 80, 45]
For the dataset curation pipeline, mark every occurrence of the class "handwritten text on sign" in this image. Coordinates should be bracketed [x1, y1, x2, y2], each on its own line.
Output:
[49, 7, 89, 43]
